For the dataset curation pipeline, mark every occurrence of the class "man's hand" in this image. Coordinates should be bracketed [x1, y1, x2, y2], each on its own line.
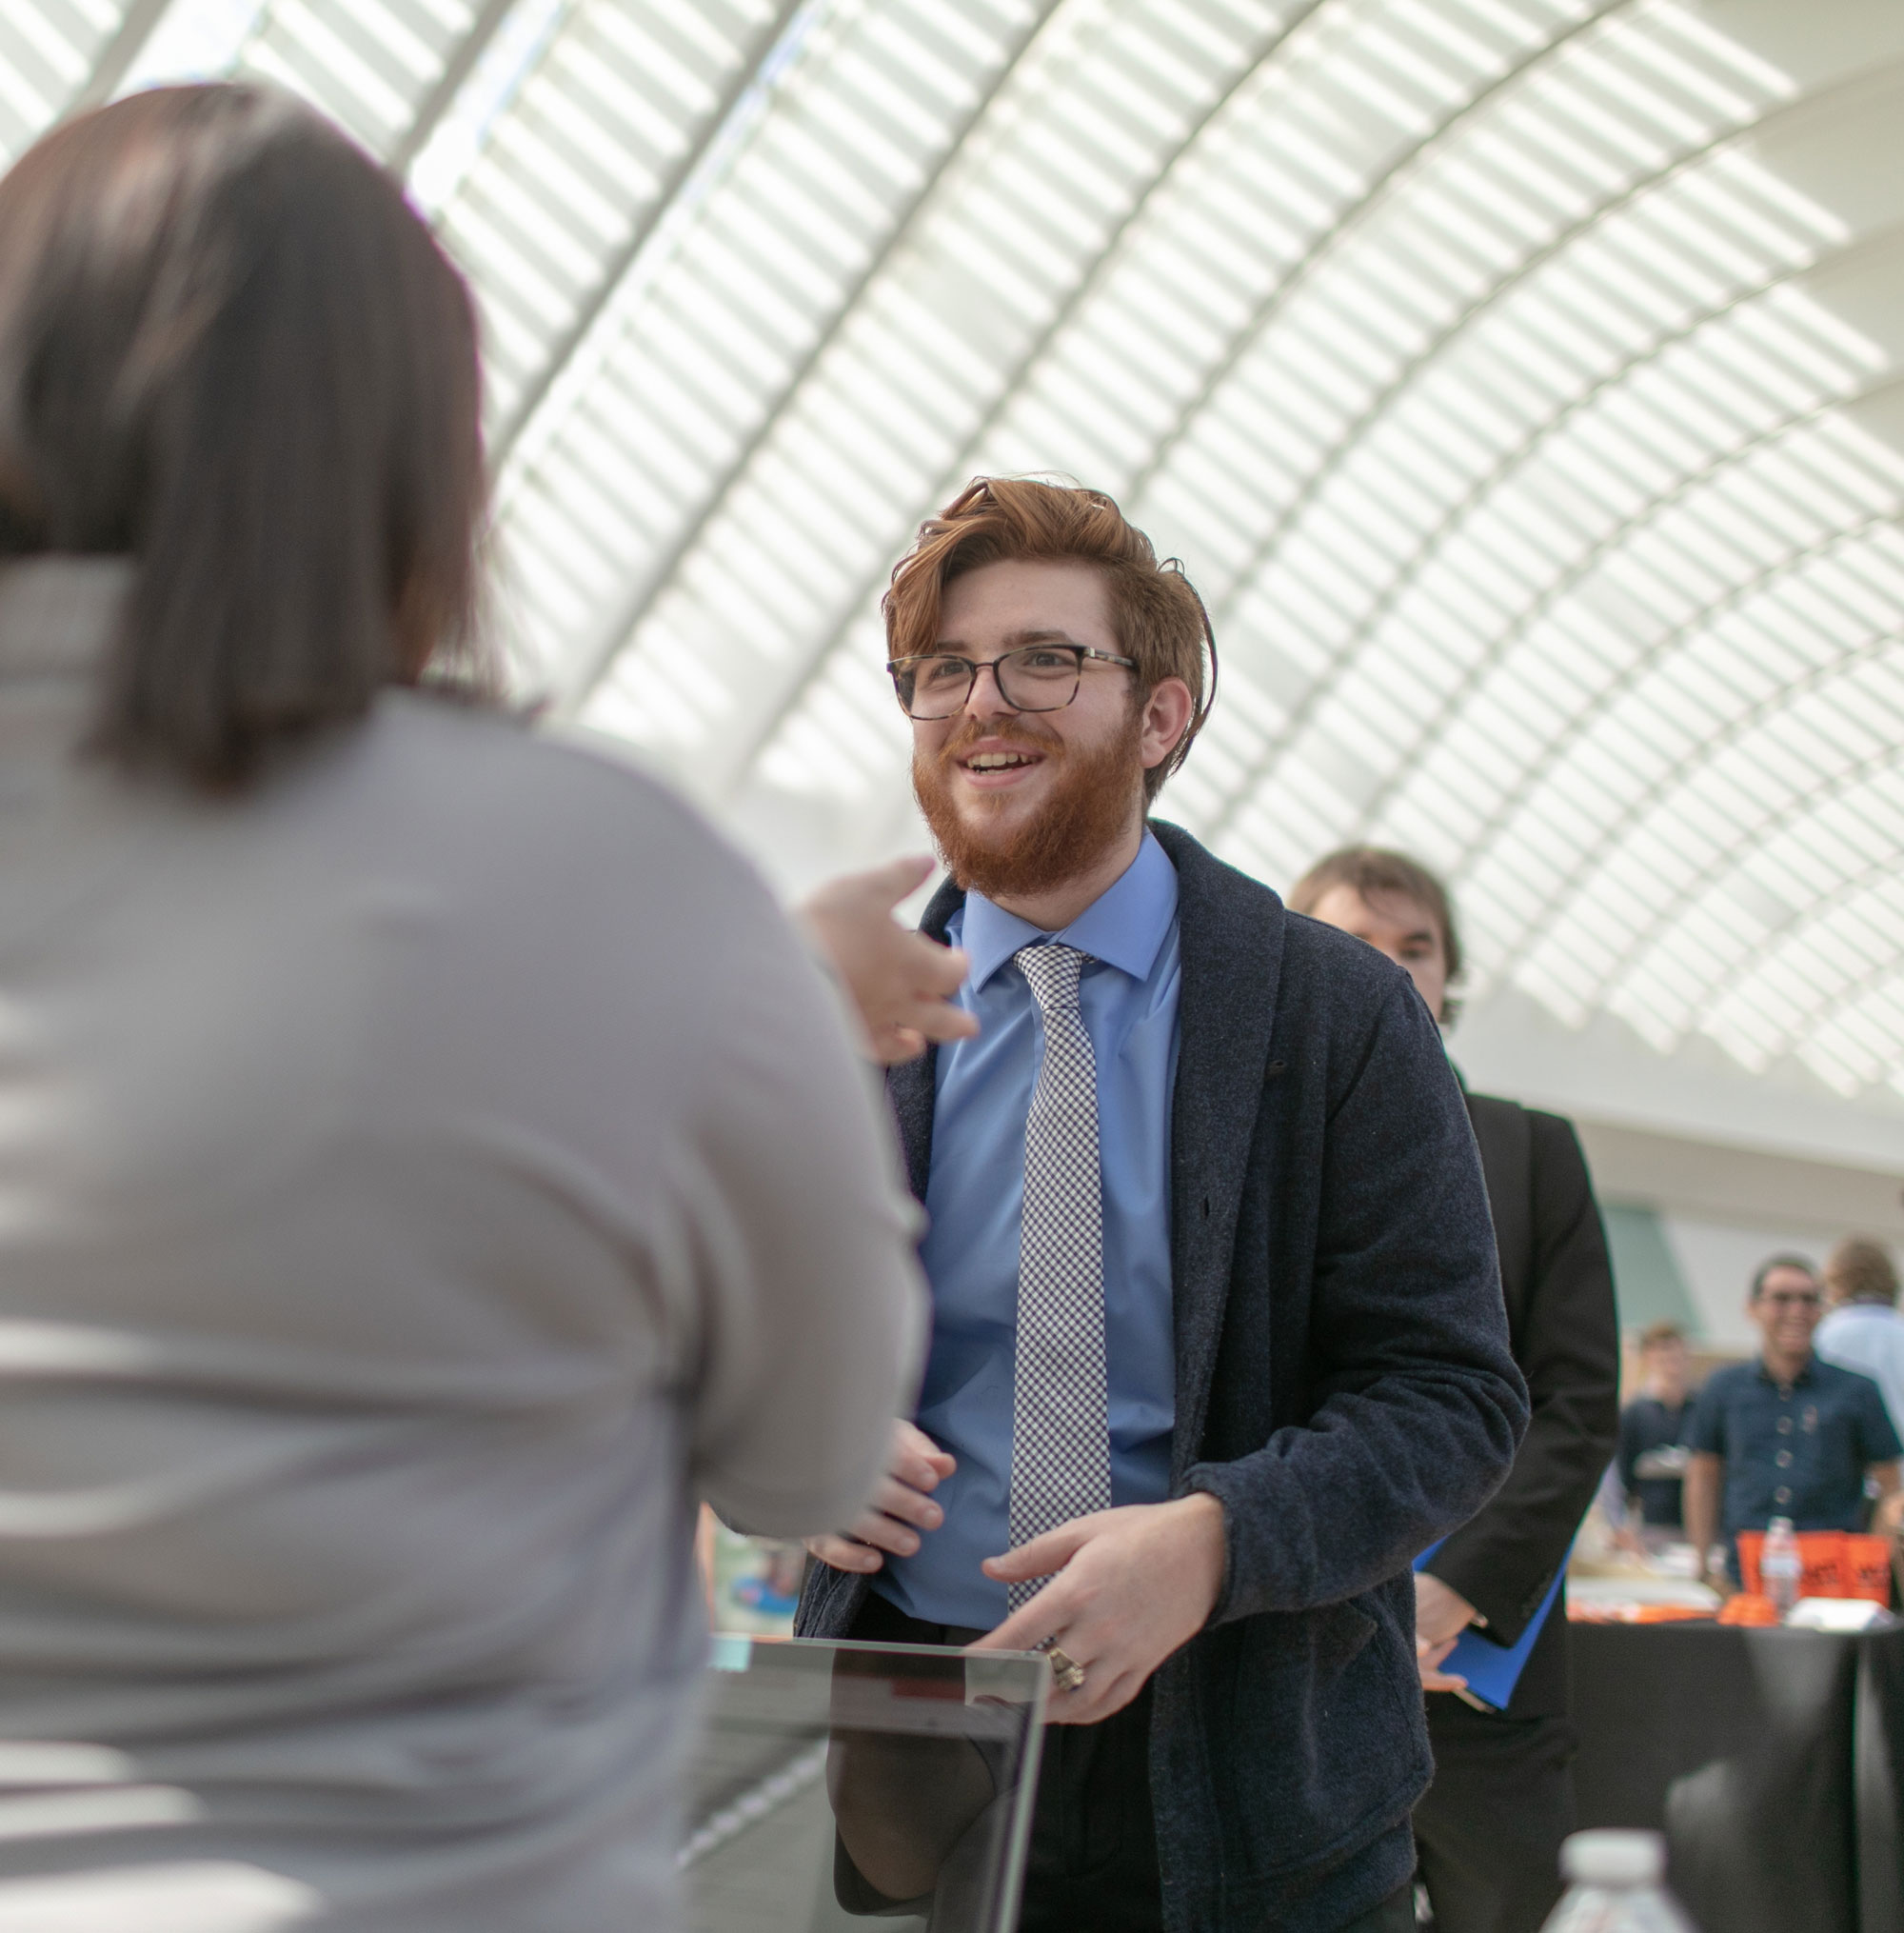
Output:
[1414, 1571, 1478, 1695]
[797, 857, 978, 1065]
[803, 1422, 957, 1574]
[967, 1496, 1226, 1726]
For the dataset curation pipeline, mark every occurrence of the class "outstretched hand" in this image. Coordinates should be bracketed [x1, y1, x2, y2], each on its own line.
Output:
[803, 1421, 957, 1575]
[797, 856, 978, 1065]
[967, 1496, 1227, 1726]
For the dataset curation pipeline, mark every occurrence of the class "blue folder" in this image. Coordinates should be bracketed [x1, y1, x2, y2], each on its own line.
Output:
[1412, 1540, 1567, 1713]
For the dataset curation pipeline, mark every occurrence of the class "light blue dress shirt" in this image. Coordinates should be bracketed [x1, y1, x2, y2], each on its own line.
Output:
[877, 831, 1180, 1629]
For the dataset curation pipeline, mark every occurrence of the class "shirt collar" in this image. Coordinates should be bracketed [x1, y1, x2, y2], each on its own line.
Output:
[961, 829, 1178, 992]
[1756, 1355, 1817, 1388]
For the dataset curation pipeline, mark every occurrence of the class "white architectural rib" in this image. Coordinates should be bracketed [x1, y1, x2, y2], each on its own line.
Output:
[386, 0, 520, 173]
[483, 0, 810, 472]
[553, 0, 1068, 718]
[69, 0, 176, 111]
[1199, 212, 1889, 847]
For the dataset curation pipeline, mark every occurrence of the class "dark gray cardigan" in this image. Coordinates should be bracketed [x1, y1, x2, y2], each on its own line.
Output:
[798, 821, 1528, 1933]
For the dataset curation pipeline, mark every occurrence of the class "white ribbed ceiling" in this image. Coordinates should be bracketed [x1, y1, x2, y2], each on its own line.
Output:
[8, 0, 1904, 1126]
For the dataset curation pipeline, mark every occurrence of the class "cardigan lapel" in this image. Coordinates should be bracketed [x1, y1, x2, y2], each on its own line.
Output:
[1149, 821, 1285, 1484]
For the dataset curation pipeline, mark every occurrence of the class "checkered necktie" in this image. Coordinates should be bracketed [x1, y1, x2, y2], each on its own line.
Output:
[1007, 943, 1110, 1612]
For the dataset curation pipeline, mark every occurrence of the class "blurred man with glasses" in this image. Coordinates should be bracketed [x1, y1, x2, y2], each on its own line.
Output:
[796, 478, 1527, 1933]
[1684, 1256, 1901, 1588]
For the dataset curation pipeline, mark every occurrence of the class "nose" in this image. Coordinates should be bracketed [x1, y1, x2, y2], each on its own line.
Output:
[962, 661, 1017, 721]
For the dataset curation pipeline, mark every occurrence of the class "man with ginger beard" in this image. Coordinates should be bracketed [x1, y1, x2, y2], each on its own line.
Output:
[797, 478, 1527, 1933]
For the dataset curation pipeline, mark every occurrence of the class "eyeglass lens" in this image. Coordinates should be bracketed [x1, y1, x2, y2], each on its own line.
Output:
[894, 647, 1083, 719]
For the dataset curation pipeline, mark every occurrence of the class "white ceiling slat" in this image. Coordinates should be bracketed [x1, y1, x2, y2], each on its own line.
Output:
[3, 0, 1904, 1122]
[541, 0, 1067, 723]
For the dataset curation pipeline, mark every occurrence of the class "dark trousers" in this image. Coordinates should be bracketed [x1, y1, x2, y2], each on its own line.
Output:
[1414, 1699, 1577, 1933]
[846, 1591, 1414, 1933]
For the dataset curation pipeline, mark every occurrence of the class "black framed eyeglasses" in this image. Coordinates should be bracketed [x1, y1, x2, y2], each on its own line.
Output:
[886, 644, 1137, 720]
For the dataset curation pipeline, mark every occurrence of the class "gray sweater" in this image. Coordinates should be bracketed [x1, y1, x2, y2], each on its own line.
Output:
[0, 557, 923, 1932]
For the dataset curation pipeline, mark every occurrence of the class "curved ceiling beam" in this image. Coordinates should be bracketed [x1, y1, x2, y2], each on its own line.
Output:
[1550, 732, 1904, 1059]
[387, 0, 524, 174]
[716, 0, 1336, 789]
[1473, 519, 1904, 998]
[1443, 439, 1903, 967]
[1117, 0, 1648, 512]
[69, 0, 177, 112]
[485, 0, 809, 475]
[1334, 236, 1904, 844]
[1188, 53, 1899, 655]
[552, 0, 1069, 716]
[1678, 845, 1904, 1077]
[1190, 107, 1878, 844]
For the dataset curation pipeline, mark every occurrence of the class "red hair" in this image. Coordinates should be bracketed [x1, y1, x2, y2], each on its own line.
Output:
[883, 478, 1216, 802]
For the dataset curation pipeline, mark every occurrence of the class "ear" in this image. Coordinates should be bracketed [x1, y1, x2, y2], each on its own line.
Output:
[1140, 676, 1195, 772]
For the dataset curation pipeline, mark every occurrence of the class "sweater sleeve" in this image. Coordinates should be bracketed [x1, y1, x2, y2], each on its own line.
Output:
[1185, 976, 1529, 1621]
[1423, 1113, 1620, 1644]
[664, 856, 927, 1539]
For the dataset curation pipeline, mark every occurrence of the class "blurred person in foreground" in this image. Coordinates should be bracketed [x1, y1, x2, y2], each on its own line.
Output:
[1293, 849, 1619, 1933]
[1617, 1322, 1695, 1536]
[797, 478, 1529, 1933]
[1815, 1236, 1904, 1443]
[0, 86, 926, 1933]
[1685, 1257, 1901, 1588]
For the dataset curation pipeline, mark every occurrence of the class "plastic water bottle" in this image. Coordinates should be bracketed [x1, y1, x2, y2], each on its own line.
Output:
[1761, 1516, 1801, 1621]
[1539, 1830, 1696, 1932]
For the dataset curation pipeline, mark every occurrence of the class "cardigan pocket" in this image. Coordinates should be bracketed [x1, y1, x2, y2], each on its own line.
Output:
[1220, 1592, 1426, 1879]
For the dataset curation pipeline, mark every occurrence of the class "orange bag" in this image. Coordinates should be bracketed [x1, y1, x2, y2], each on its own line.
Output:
[1737, 1528, 1893, 1603]
[1735, 1530, 1769, 1596]
[1842, 1533, 1893, 1604]
[1800, 1532, 1847, 1599]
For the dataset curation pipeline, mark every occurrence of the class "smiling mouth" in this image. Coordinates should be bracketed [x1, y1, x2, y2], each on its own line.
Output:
[961, 750, 1041, 771]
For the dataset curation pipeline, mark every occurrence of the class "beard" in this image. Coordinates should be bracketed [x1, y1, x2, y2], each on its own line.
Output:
[913, 705, 1147, 904]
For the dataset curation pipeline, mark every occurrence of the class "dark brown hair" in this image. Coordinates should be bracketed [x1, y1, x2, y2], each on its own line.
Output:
[883, 477, 1216, 803]
[1825, 1236, 1897, 1307]
[1288, 846, 1465, 1002]
[1750, 1253, 1818, 1300]
[0, 84, 486, 788]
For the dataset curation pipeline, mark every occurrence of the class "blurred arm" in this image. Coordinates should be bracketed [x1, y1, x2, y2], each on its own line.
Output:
[1684, 1453, 1723, 1586]
[681, 879, 928, 1537]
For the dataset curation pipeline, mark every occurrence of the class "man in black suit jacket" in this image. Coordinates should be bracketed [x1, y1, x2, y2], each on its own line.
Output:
[1295, 849, 1620, 1933]
[797, 480, 1527, 1933]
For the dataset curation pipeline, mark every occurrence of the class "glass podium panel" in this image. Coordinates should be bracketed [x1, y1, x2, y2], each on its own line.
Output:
[685, 1635, 1048, 1933]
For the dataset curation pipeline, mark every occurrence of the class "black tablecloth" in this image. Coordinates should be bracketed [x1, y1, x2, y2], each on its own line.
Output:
[1571, 1622, 1904, 1933]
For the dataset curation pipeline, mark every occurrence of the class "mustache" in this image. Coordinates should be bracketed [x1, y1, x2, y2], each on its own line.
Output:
[927, 714, 1063, 767]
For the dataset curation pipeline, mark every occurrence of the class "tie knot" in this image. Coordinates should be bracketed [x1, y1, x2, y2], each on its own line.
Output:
[1015, 943, 1087, 1012]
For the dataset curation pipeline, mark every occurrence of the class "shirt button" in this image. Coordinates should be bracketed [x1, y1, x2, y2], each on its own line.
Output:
[1777, 1417, 1794, 1435]
[1775, 1486, 1792, 1505]
[1776, 1450, 1793, 1468]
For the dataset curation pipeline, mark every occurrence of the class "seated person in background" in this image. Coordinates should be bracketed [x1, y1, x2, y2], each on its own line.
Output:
[1685, 1257, 1902, 1589]
[1292, 847, 1619, 1933]
[1815, 1236, 1904, 1445]
[1617, 1323, 1695, 1536]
